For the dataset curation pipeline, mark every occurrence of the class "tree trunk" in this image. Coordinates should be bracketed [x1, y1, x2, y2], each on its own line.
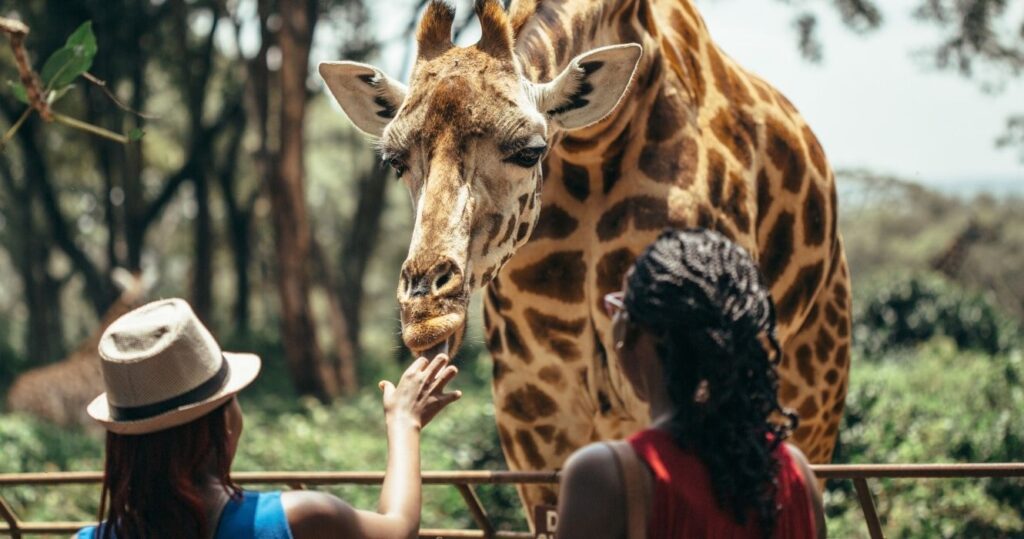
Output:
[338, 165, 390, 357]
[0, 157, 64, 364]
[191, 171, 213, 322]
[216, 106, 254, 335]
[270, 0, 335, 400]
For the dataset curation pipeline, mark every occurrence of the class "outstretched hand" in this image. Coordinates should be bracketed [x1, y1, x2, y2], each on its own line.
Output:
[379, 354, 461, 429]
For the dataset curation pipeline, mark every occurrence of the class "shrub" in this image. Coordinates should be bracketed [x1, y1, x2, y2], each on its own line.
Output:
[826, 341, 1024, 538]
[854, 273, 1020, 357]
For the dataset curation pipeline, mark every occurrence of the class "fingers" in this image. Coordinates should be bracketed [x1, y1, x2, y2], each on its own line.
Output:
[420, 390, 463, 428]
[427, 364, 458, 396]
[404, 356, 429, 378]
[436, 389, 462, 406]
[379, 380, 395, 400]
[425, 354, 449, 379]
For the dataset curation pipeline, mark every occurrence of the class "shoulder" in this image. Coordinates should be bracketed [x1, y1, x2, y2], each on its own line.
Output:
[280, 490, 357, 538]
[784, 443, 818, 486]
[73, 525, 96, 539]
[561, 442, 623, 491]
[556, 442, 630, 539]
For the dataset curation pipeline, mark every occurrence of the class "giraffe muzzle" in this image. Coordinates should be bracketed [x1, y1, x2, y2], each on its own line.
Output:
[398, 257, 470, 359]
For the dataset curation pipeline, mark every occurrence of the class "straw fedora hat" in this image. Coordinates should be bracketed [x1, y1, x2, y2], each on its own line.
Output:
[87, 298, 260, 435]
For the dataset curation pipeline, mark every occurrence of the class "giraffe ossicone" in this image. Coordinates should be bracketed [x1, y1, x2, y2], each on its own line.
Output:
[322, 0, 852, 518]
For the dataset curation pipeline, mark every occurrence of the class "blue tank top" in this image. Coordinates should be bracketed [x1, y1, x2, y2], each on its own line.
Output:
[77, 490, 293, 539]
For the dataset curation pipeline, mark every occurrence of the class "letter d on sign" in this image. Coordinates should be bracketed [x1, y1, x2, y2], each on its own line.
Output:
[534, 504, 558, 539]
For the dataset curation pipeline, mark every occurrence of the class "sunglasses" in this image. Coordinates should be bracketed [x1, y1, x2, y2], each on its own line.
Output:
[603, 291, 626, 318]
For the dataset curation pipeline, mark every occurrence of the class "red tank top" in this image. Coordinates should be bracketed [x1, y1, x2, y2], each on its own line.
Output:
[627, 429, 816, 539]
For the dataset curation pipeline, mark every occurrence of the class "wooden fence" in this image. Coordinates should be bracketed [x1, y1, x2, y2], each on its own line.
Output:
[2, 464, 1023, 538]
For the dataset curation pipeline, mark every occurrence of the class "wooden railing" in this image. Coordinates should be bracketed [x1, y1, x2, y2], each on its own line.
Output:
[2, 464, 1023, 538]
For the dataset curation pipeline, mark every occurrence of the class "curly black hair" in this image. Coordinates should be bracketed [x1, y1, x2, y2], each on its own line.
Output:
[623, 228, 797, 537]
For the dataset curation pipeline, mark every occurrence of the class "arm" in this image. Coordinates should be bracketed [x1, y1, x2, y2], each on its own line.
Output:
[555, 443, 627, 539]
[285, 355, 460, 539]
[787, 443, 827, 539]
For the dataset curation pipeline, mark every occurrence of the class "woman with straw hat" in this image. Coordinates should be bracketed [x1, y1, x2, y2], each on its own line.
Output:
[76, 298, 461, 538]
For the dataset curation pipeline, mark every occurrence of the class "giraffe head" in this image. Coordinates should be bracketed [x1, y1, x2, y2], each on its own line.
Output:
[320, 0, 641, 357]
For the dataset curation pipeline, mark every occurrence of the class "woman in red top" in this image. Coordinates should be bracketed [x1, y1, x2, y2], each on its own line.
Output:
[556, 228, 826, 538]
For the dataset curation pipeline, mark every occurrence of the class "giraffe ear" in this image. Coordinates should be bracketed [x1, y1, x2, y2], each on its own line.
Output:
[535, 44, 643, 130]
[319, 61, 408, 137]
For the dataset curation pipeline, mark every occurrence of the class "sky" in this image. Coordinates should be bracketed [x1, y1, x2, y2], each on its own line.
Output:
[353, 0, 1024, 186]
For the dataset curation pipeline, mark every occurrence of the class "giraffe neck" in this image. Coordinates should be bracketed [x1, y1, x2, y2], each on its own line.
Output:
[514, 0, 711, 156]
[515, 0, 660, 82]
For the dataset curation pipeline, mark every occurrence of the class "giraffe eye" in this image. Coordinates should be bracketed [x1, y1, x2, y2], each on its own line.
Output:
[506, 145, 546, 168]
[386, 156, 408, 177]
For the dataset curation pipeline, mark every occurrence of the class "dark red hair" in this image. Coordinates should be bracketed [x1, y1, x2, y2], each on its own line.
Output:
[97, 401, 240, 538]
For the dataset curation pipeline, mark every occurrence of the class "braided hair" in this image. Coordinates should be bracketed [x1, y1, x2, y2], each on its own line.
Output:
[623, 228, 797, 536]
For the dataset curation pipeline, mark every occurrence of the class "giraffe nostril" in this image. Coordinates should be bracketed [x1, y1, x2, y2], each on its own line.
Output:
[434, 271, 451, 291]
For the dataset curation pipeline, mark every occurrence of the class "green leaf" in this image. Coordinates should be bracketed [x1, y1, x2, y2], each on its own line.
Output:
[65, 21, 97, 58]
[127, 128, 145, 141]
[39, 21, 97, 91]
[7, 82, 28, 105]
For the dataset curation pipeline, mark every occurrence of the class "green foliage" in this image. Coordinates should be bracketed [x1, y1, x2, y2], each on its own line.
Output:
[854, 273, 1020, 356]
[0, 414, 102, 523]
[39, 21, 96, 91]
[9, 21, 97, 105]
[826, 343, 1024, 538]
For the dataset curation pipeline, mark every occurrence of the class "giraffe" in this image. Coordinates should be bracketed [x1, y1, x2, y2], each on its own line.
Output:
[929, 219, 998, 279]
[6, 268, 153, 428]
[320, 0, 851, 514]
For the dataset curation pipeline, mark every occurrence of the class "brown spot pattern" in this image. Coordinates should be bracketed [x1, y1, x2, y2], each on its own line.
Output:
[710, 109, 757, 168]
[707, 150, 727, 207]
[724, 174, 751, 233]
[524, 308, 587, 360]
[798, 396, 819, 417]
[796, 344, 815, 386]
[492, 356, 510, 382]
[562, 161, 590, 202]
[776, 261, 824, 323]
[504, 319, 531, 362]
[596, 196, 669, 242]
[538, 365, 563, 385]
[535, 424, 556, 443]
[824, 369, 839, 385]
[759, 211, 795, 285]
[499, 425, 517, 467]
[803, 183, 827, 246]
[707, 46, 753, 106]
[648, 87, 683, 142]
[596, 248, 636, 311]
[815, 330, 835, 363]
[510, 251, 587, 303]
[802, 124, 827, 177]
[531, 204, 579, 241]
[503, 384, 558, 422]
[755, 168, 772, 230]
[515, 429, 547, 469]
[766, 119, 807, 194]
[640, 135, 698, 185]
[602, 127, 631, 194]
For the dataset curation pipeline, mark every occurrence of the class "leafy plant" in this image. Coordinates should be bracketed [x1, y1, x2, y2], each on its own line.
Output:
[826, 343, 1024, 538]
[1, 19, 144, 147]
[854, 272, 1020, 357]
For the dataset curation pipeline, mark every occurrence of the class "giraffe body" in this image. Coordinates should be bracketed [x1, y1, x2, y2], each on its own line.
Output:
[321, 0, 851, 517]
[6, 269, 152, 428]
